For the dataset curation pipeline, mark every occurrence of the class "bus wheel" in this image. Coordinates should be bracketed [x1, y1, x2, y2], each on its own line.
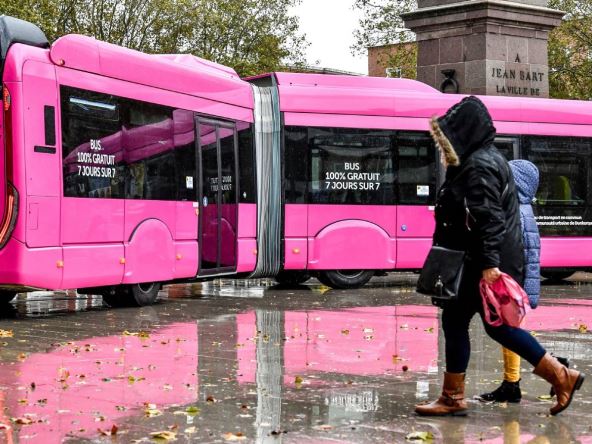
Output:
[130, 282, 162, 307]
[541, 270, 574, 281]
[274, 271, 311, 287]
[317, 270, 374, 289]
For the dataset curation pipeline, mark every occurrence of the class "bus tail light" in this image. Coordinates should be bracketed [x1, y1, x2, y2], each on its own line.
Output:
[0, 83, 17, 249]
[2, 85, 10, 111]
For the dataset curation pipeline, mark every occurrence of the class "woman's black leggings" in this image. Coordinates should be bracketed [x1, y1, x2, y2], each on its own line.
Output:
[441, 280, 546, 373]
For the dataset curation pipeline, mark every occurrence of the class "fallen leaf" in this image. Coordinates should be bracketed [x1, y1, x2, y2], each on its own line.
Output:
[579, 324, 588, 333]
[98, 424, 118, 436]
[206, 395, 215, 403]
[150, 430, 177, 441]
[294, 376, 303, 385]
[223, 432, 246, 441]
[128, 375, 145, 384]
[341, 329, 350, 335]
[122, 330, 148, 337]
[0, 329, 13, 338]
[11, 416, 34, 425]
[185, 406, 200, 416]
[144, 404, 162, 417]
[424, 327, 434, 333]
[406, 431, 434, 441]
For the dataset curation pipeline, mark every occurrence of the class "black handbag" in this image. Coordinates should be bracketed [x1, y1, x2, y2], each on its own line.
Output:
[416, 246, 466, 304]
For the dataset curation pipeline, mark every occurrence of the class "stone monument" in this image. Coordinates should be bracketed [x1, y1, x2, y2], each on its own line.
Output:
[402, 0, 564, 97]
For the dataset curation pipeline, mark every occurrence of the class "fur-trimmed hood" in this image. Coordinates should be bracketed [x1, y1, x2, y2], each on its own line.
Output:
[430, 96, 497, 167]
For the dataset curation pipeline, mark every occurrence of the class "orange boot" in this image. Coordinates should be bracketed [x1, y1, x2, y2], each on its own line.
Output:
[415, 372, 468, 416]
[533, 353, 585, 416]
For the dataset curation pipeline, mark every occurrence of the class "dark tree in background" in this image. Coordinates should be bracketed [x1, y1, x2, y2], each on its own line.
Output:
[0, 0, 308, 77]
[548, 0, 592, 99]
[351, 0, 417, 79]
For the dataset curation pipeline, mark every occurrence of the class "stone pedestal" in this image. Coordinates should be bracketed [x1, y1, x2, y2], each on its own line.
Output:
[402, 0, 564, 97]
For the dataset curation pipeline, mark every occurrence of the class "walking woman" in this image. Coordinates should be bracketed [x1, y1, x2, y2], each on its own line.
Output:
[415, 96, 585, 417]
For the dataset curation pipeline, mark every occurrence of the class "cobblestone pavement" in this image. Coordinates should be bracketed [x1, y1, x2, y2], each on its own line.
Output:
[0, 273, 591, 443]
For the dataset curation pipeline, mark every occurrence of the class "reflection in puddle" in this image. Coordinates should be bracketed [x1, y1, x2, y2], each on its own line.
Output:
[0, 282, 591, 442]
[3, 292, 104, 318]
[168, 279, 276, 299]
[325, 389, 379, 413]
[0, 323, 198, 441]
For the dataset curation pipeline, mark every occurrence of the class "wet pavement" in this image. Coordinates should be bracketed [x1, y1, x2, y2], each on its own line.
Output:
[1, 274, 592, 443]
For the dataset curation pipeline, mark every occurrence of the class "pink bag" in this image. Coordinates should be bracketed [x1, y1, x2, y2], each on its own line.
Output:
[480, 273, 531, 328]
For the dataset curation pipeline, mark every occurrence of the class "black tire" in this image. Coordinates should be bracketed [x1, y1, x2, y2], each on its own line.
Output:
[274, 271, 311, 287]
[130, 282, 161, 306]
[317, 270, 374, 289]
[99, 283, 161, 307]
[541, 270, 574, 281]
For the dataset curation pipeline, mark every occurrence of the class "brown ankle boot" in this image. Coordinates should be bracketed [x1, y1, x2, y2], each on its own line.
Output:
[415, 372, 468, 416]
[533, 353, 585, 416]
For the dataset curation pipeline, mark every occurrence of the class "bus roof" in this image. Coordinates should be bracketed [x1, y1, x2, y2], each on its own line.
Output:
[272, 72, 592, 127]
[273, 72, 440, 93]
[48, 34, 253, 109]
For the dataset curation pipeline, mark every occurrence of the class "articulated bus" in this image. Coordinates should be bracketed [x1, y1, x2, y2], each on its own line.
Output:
[1, 16, 591, 307]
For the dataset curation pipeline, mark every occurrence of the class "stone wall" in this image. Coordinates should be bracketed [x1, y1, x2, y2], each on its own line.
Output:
[402, 0, 563, 97]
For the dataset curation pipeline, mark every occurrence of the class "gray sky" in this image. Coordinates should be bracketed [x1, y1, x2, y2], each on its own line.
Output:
[290, 0, 368, 75]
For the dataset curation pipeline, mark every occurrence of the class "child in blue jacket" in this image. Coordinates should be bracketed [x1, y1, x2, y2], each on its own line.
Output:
[478, 159, 568, 402]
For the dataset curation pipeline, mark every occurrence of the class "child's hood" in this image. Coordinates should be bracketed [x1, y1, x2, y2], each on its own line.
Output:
[509, 159, 539, 204]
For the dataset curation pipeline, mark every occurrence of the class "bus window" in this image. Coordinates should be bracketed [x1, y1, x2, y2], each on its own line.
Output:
[307, 127, 395, 205]
[523, 135, 592, 236]
[396, 132, 437, 205]
[494, 136, 519, 160]
[122, 99, 175, 200]
[284, 127, 309, 204]
[238, 123, 256, 203]
[61, 86, 124, 199]
[173, 109, 197, 202]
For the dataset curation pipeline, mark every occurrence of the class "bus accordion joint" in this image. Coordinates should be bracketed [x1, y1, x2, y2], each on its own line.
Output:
[0, 183, 18, 250]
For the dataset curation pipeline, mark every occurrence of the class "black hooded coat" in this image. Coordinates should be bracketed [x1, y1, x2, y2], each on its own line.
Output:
[432, 96, 524, 288]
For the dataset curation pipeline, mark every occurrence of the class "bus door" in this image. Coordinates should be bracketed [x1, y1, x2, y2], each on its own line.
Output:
[197, 118, 238, 275]
[395, 132, 439, 269]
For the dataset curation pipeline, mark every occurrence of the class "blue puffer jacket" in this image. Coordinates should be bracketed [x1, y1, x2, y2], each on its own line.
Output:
[509, 160, 540, 308]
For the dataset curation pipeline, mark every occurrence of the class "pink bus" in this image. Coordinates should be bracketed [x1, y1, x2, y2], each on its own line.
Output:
[1, 16, 592, 306]
[0, 16, 256, 306]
